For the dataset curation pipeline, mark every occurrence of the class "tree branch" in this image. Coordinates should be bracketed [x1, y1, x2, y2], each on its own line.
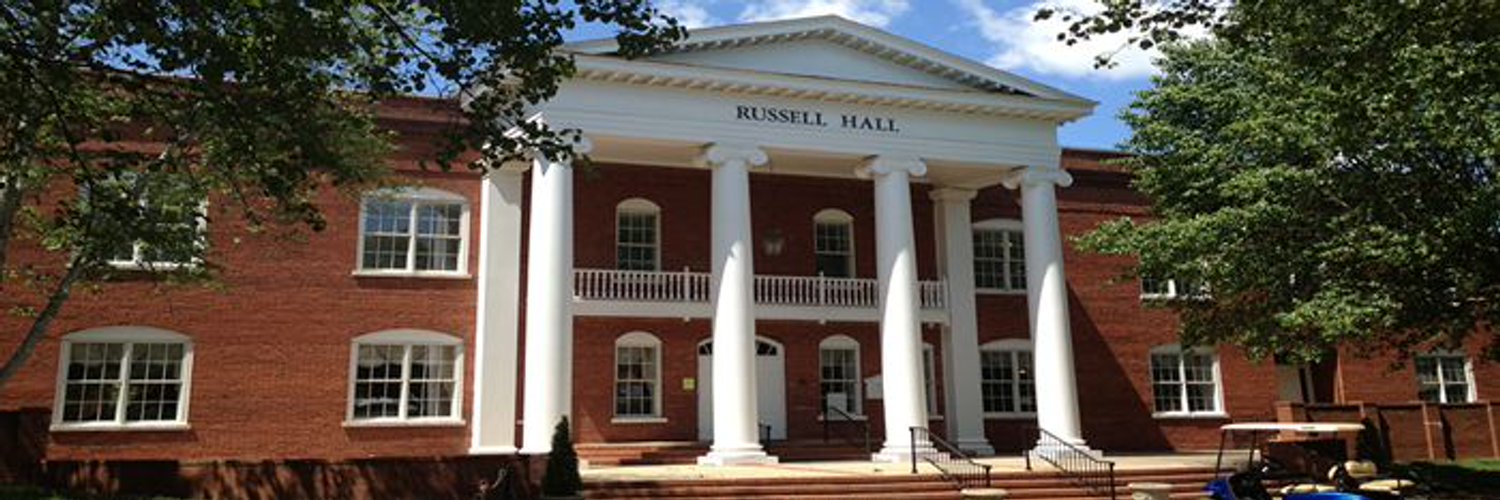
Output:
[0, 251, 87, 388]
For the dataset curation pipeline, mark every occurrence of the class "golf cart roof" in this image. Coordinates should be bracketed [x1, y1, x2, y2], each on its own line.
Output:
[1221, 422, 1365, 433]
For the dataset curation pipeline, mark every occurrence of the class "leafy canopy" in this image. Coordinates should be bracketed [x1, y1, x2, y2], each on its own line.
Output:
[1066, 1, 1500, 362]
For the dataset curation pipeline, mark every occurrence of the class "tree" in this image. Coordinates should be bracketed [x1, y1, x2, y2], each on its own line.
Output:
[1055, 1, 1500, 362]
[0, 1, 687, 387]
[540, 416, 582, 498]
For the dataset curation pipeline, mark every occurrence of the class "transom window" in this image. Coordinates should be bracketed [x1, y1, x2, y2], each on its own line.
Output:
[1416, 354, 1473, 404]
[814, 209, 855, 278]
[358, 188, 469, 275]
[819, 335, 861, 415]
[1150, 345, 1222, 415]
[973, 220, 1025, 292]
[614, 332, 662, 418]
[348, 330, 463, 423]
[980, 340, 1035, 415]
[53, 327, 193, 429]
[616, 199, 661, 271]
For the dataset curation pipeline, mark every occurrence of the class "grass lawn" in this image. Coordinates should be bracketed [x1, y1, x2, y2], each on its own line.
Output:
[1392, 460, 1500, 498]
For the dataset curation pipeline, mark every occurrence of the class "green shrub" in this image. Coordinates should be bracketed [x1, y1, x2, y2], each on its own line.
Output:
[540, 416, 582, 497]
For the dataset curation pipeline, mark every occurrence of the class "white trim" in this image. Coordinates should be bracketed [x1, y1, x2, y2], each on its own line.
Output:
[51, 327, 195, 431]
[610, 416, 670, 424]
[1415, 352, 1477, 404]
[1148, 344, 1225, 417]
[355, 188, 472, 277]
[818, 334, 863, 416]
[346, 329, 465, 423]
[813, 208, 856, 278]
[613, 331, 664, 419]
[978, 339, 1035, 416]
[983, 412, 1037, 420]
[972, 219, 1025, 293]
[615, 198, 663, 271]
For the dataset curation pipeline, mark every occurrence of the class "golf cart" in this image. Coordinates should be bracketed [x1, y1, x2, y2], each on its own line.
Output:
[1206, 422, 1417, 500]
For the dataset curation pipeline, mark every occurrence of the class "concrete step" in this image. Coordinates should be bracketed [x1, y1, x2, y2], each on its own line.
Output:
[584, 468, 1220, 500]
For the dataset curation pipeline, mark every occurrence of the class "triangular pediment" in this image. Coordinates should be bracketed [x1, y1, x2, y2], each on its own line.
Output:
[566, 15, 1091, 105]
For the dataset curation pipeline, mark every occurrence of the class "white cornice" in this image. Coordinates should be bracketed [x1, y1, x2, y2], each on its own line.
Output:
[568, 54, 1094, 123]
[565, 15, 1095, 107]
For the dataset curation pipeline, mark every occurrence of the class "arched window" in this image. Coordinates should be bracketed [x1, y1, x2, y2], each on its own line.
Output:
[819, 335, 861, 415]
[53, 326, 194, 429]
[973, 219, 1025, 292]
[1149, 344, 1223, 416]
[980, 339, 1034, 416]
[813, 209, 855, 278]
[614, 331, 662, 419]
[347, 329, 464, 424]
[616, 198, 661, 271]
[357, 187, 470, 275]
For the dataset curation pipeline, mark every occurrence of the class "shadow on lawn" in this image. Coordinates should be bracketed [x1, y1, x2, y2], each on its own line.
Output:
[1391, 461, 1500, 499]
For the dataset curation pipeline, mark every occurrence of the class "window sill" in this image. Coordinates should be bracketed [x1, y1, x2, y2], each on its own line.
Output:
[976, 288, 1026, 296]
[1152, 412, 1229, 420]
[343, 418, 466, 428]
[107, 261, 198, 272]
[51, 422, 191, 432]
[351, 270, 471, 280]
[928, 415, 944, 421]
[610, 416, 669, 424]
[816, 414, 869, 422]
[983, 412, 1037, 420]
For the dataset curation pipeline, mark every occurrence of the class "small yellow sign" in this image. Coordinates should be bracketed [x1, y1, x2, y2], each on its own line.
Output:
[682, 377, 696, 391]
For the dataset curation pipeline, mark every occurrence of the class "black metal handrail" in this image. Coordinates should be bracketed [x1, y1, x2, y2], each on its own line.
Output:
[759, 421, 773, 443]
[822, 404, 872, 453]
[473, 459, 522, 500]
[909, 426, 993, 490]
[1025, 426, 1116, 499]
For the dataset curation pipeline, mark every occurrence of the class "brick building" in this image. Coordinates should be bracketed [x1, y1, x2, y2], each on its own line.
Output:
[1, 15, 1495, 492]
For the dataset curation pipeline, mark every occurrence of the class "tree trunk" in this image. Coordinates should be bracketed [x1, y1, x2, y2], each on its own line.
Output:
[0, 253, 85, 389]
[0, 175, 21, 281]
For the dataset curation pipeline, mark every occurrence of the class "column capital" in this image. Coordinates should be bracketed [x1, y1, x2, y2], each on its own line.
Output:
[858, 155, 927, 179]
[929, 187, 978, 203]
[699, 143, 769, 169]
[1001, 166, 1073, 190]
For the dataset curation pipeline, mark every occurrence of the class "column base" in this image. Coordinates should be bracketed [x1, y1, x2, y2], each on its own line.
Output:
[697, 446, 778, 466]
[954, 438, 996, 457]
[1029, 438, 1103, 462]
[871, 444, 942, 464]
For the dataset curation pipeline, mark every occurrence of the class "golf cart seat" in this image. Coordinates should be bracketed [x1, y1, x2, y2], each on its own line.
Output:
[1328, 460, 1417, 496]
[1279, 483, 1337, 495]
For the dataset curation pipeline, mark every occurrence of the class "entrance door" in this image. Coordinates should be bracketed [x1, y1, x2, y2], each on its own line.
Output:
[697, 337, 787, 441]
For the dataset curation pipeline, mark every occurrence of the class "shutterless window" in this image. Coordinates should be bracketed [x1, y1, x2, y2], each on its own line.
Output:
[974, 226, 1025, 291]
[360, 190, 467, 274]
[616, 200, 660, 271]
[58, 340, 190, 425]
[1416, 354, 1473, 404]
[980, 348, 1035, 414]
[1141, 278, 1207, 299]
[1151, 348, 1221, 414]
[351, 342, 460, 421]
[85, 173, 205, 269]
[819, 340, 861, 415]
[614, 334, 661, 417]
[814, 210, 854, 278]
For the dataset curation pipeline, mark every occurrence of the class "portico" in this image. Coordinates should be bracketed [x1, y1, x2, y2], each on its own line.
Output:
[466, 15, 1098, 462]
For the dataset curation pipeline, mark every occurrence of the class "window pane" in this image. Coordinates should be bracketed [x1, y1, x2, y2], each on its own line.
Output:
[616, 212, 659, 271]
[615, 344, 657, 417]
[414, 236, 461, 271]
[61, 383, 119, 423]
[815, 222, 853, 277]
[819, 347, 859, 414]
[353, 344, 407, 419]
[362, 235, 411, 270]
[1153, 382, 1183, 413]
[1443, 384, 1470, 404]
[61, 342, 129, 423]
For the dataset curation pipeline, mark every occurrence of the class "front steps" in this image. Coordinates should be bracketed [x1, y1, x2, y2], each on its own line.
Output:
[577, 440, 872, 466]
[583, 466, 1222, 499]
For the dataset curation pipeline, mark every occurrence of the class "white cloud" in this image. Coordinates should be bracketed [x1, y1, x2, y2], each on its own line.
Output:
[738, 0, 912, 28]
[956, 0, 1166, 81]
[658, 0, 721, 28]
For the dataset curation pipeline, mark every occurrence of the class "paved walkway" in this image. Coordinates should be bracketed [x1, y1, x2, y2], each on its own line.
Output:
[581, 451, 1245, 482]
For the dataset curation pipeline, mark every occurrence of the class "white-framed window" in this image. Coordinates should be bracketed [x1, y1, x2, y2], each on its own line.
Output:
[1140, 277, 1208, 300]
[84, 172, 207, 270]
[356, 188, 470, 276]
[814, 209, 855, 278]
[1415, 353, 1475, 404]
[973, 219, 1025, 292]
[347, 329, 464, 425]
[52, 327, 194, 430]
[1150, 345, 1224, 416]
[980, 339, 1035, 416]
[614, 332, 662, 418]
[819, 335, 862, 415]
[923, 343, 940, 416]
[616, 198, 661, 271]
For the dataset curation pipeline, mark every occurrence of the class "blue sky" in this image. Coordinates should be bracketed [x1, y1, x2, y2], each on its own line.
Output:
[567, 0, 1163, 151]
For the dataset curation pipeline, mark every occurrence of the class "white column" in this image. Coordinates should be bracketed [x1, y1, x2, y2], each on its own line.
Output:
[470, 166, 526, 454]
[519, 140, 589, 454]
[698, 143, 777, 466]
[930, 187, 995, 456]
[862, 155, 935, 463]
[1002, 165, 1095, 455]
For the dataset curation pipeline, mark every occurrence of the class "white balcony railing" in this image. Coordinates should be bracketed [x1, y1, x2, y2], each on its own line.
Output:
[573, 268, 947, 310]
